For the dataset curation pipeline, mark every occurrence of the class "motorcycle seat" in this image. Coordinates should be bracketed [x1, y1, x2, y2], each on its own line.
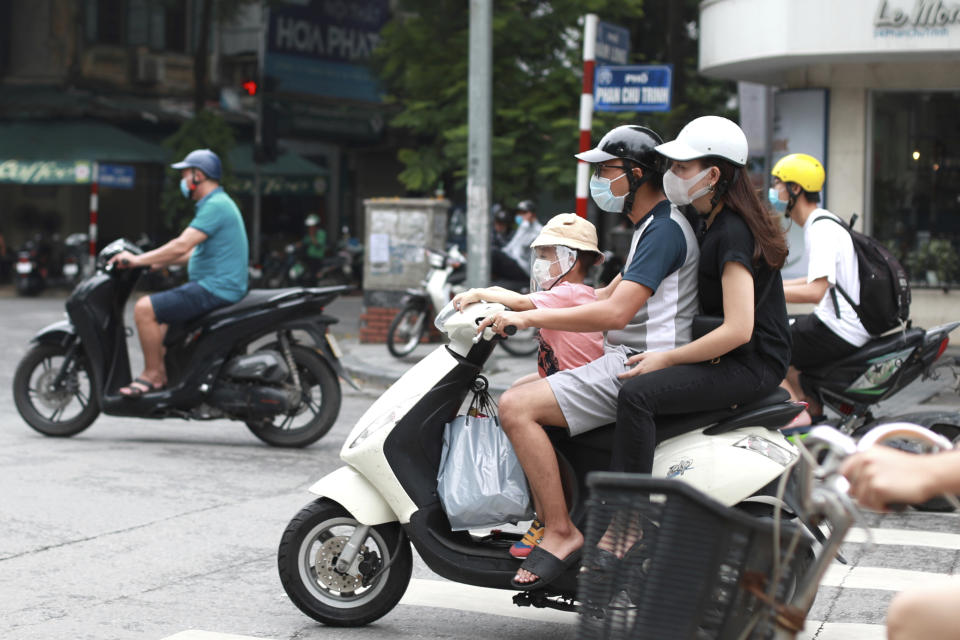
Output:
[567, 388, 793, 450]
[803, 327, 925, 380]
[163, 288, 307, 345]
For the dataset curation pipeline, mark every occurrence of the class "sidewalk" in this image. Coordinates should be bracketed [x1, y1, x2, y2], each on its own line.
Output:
[327, 295, 960, 415]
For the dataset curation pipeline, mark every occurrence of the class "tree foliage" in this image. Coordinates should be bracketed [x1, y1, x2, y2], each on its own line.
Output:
[372, 0, 736, 207]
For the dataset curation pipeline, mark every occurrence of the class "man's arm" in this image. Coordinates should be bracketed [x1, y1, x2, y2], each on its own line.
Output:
[784, 276, 829, 304]
[512, 278, 652, 332]
[782, 276, 806, 287]
[112, 227, 208, 268]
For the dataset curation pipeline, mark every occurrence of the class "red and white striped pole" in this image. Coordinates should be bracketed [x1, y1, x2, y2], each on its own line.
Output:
[576, 13, 598, 219]
[88, 161, 99, 269]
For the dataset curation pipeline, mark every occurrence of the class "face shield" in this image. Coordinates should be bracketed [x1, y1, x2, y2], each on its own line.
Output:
[529, 245, 578, 292]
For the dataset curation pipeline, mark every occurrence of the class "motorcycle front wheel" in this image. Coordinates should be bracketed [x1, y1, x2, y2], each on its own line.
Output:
[386, 304, 427, 358]
[278, 498, 412, 627]
[13, 342, 100, 437]
[245, 345, 341, 448]
[499, 327, 540, 357]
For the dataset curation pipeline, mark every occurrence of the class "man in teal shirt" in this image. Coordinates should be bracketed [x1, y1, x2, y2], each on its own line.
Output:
[110, 149, 248, 397]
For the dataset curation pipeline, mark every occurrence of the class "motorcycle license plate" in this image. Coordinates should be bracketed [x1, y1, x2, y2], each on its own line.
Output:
[16, 262, 32, 274]
[63, 263, 79, 276]
[325, 333, 343, 359]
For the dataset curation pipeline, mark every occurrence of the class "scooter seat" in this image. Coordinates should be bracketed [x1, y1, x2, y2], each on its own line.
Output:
[163, 288, 307, 346]
[567, 388, 793, 450]
[803, 327, 925, 380]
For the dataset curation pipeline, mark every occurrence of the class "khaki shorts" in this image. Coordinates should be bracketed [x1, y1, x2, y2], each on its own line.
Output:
[546, 344, 636, 436]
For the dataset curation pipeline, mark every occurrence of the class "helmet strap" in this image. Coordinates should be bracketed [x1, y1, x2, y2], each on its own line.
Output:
[622, 161, 652, 217]
[784, 182, 800, 218]
[709, 166, 737, 209]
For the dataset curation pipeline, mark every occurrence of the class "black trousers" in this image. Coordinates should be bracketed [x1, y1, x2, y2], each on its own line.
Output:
[611, 355, 782, 474]
[491, 249, 529, 283]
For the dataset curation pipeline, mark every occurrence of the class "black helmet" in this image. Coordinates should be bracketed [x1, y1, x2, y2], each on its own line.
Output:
[516, 199, 535, 213]
[575, 125, 665, 175]
[493, 207, 510, 224]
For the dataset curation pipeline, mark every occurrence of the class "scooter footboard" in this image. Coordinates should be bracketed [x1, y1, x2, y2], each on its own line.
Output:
[308, 466, 398, 525]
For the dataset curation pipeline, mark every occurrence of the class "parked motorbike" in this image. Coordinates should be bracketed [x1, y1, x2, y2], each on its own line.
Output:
[13, 238, 357, 448]
[801, 321, 960, 441]
[387, 246, 539, 358]
[60, 232, 89, 288]
[276, 299, 806, 626]
[15, 235, 53, 296]
[577, 422, 956, 639]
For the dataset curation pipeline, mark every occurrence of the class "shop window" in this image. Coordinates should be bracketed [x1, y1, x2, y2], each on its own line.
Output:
[85, 0, 125, 45]
[872, 91, 960, 287]
[88, 0, 190, 52]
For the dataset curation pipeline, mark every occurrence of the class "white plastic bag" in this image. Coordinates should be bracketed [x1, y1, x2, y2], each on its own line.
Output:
[436, 389, 533, 531]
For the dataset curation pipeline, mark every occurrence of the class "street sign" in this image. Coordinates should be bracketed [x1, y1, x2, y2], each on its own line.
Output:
[594, 64, 673, 112]
[596, 20, 630, 65]
[99, 164, 136, 189]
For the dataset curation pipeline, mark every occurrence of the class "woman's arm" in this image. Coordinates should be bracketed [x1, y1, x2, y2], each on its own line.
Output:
[842, 447, 960, 511]
[619, 262, 755, 377]
[595, 273, 622, 301]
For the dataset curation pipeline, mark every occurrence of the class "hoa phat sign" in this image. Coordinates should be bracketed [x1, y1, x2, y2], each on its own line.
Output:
[875, 0, 960, 33]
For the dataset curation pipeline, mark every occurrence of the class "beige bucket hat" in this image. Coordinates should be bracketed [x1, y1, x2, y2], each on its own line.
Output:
[530, 213, 602, 257]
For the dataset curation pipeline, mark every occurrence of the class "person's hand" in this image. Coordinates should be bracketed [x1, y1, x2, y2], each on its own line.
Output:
[840, 446, 935, 511]
[109, 251, 138, 268]
[617, 351, 674, 380]
[477, 310, 528, 336]
[452, 289, 485, 312]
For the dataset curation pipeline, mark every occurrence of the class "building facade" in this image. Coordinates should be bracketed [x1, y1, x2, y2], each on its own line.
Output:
[699, 0, 960, 283]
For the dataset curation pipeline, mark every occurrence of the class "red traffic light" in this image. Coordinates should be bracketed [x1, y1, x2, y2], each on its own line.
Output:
[242, 80, 258, 96]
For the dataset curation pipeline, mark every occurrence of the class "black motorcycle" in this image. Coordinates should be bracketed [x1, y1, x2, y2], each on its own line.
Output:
[13, 238, 357, 448]
[60, 232, 89, 288]
[15, 235, 53, 296]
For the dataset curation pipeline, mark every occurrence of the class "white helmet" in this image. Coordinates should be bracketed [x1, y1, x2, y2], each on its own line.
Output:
[655, 116, 748, 167]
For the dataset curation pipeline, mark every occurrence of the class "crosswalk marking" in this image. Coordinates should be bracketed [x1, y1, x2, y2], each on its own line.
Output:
[400, 578, 574, 623]
[846, 527, 960, 549]
[822, 564, 959, 591]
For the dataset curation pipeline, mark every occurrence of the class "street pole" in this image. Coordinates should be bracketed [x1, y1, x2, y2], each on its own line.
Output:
[576, 14, 598, 219]
[466, 0, 492, 289]
[252, 4, 267, 265]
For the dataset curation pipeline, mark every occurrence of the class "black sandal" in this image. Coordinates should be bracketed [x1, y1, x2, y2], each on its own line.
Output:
[118, 377, 163, 397]
[510, 545, 582, 590]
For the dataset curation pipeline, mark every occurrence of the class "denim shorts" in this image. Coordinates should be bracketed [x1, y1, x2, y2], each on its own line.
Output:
[151, 281, 230, 325]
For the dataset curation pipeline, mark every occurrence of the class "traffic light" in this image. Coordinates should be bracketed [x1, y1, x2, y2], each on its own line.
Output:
[241, 79, 258, 96]
[254, 100, 279, 164]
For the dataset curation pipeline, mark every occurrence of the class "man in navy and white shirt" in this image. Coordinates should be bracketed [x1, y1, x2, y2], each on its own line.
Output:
[479, 125, 699, 588]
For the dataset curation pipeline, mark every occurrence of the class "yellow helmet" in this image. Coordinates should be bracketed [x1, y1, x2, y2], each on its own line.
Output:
[771, 153, 825, 193]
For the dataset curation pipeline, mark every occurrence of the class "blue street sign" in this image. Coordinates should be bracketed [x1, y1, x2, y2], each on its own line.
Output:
[594, 64, 673, 112]
[596, 21, 630, 65]
[99, 164, 136, 189]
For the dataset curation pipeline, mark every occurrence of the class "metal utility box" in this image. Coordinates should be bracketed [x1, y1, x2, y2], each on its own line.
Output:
[363, 198, 449, 292]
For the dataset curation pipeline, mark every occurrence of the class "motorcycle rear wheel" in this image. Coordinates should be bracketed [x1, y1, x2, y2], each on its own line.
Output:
[245, 345, 341, 448]
[278, 498, 412, 626]
[13, 342, 100, 437]
[386, 305, 426, 358]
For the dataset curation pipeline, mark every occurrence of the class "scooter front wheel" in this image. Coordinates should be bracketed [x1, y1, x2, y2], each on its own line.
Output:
[386, 304, 427, 358]
[13, 342, 100, 437]
[278, 498, 412, 627]
[499, 327, 540, 357]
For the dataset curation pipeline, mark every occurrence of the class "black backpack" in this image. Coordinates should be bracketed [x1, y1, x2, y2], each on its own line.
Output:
[812, 215, 910, 335]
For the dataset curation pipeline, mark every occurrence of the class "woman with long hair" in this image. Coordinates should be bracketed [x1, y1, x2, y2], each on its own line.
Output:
[609, 115, 791, 481]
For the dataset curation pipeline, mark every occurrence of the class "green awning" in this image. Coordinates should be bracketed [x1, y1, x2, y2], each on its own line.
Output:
[0, 121, 167, 185]
[229, 144, 329, 196]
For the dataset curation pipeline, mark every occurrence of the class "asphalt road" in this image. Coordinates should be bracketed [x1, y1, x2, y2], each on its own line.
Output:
[0, 290, 957, 640]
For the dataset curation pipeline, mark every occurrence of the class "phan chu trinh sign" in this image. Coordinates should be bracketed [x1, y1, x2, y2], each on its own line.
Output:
[594, 64, 673, 112]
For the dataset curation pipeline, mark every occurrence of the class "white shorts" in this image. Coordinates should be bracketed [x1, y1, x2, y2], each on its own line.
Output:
[546, 344, 636, 436]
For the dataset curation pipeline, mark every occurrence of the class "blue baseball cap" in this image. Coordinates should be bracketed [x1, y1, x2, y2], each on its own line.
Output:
[171, 148, 222, 180]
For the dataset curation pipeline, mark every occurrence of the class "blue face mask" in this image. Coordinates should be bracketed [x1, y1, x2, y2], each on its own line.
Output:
[515, 214, 525, 226]
[180, 177, 192, 199]
[768, 186, 786, 213]
[589, 173, 628, 213]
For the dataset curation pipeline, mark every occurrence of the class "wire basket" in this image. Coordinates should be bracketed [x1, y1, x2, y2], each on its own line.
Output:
[577, 473, 812, 640]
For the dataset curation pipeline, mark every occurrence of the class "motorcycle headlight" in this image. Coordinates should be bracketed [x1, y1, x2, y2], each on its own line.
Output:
[734, 435, 795, 467]
[428, 251, 445, 269]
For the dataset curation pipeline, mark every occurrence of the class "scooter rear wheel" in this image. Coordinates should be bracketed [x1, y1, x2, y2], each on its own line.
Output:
[278, 498, 412, 626]
[386, 304, 427, 358]
[13, 342, 100, 437]
[245, 345, 341, 448]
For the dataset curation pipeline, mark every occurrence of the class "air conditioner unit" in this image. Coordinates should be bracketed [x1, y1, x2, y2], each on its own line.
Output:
[135, 52, 165, 84]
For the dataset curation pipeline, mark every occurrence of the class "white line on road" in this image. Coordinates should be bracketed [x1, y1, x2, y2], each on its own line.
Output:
[399, 577, 575, 623]
[846, 527, 960, 549]
[822, 564, 959, 591]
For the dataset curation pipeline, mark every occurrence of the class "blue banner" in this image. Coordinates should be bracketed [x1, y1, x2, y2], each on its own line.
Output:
[266, 0, 389, 102]
[99, 163, 136, 189]
[596, 21, 630, 65]
[594, 65, 672, 112]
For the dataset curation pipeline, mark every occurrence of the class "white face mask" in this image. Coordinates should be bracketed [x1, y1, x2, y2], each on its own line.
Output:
[663, 168, 713, 206]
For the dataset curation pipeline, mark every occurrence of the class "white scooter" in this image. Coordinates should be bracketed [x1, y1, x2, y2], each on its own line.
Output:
[277, 301, 807, 626]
